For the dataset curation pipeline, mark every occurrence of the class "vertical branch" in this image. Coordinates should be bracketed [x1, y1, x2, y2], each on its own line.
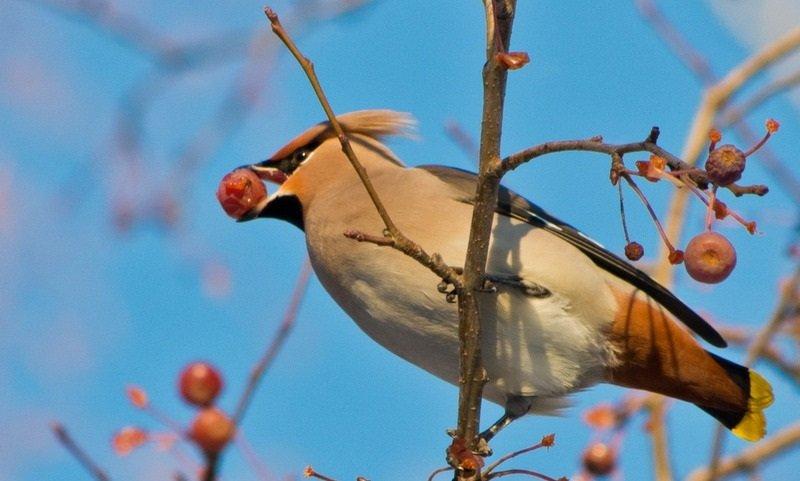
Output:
[455, 0, 517, 445]
[233, 260, 313, 425]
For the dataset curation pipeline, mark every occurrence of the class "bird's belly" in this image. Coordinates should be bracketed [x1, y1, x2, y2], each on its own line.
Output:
[309, 244, 612, 401]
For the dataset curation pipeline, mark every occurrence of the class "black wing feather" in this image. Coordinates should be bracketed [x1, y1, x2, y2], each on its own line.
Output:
[418, 165, 727, 348]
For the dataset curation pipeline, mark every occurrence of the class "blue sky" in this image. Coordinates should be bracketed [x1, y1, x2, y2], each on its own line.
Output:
[2, 1, 799, 480]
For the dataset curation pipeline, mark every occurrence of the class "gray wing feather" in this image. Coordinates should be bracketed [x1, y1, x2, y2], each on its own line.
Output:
[417, 164, 727, 348]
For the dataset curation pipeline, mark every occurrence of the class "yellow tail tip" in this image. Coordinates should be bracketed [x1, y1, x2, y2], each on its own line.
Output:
[731, 370, 774, 442]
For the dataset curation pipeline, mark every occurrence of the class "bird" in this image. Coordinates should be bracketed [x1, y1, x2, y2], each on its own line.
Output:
[236, 109, 773, 443]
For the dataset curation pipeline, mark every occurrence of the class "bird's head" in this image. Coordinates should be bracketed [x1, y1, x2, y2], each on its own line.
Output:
[235, 110, 414, 229]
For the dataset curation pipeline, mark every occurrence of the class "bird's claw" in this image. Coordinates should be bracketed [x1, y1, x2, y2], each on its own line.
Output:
[474, 436, 493, 457]
[445, 429, 493, 457]
[477, 278, 497, 293]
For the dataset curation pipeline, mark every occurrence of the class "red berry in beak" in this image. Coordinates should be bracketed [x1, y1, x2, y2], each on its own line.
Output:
[684, 231, 737, 284]
[217, 169, 268, 219]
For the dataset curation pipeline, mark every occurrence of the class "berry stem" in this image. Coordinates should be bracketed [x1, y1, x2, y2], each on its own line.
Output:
[617, 183, 632, 244]
[705, 185, 718, 231]
[622, 173, 678, 253]
[743, 131, 772, 157]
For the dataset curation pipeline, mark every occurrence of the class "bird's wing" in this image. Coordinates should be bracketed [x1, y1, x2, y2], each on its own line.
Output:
[416, 164, 727, 348]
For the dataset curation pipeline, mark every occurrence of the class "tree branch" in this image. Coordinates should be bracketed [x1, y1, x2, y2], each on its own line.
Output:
[497, 136, 767, 198]
[685, 422, 800, 481]
[706, 263, 800, 478]
[721, 68, 800, 127]
[452, 0, 517, 454]
[233, 259, 313, 424]
[51, 422, 111, 481]
[263, 7, 462, 289]
[643, 12, 800, 286]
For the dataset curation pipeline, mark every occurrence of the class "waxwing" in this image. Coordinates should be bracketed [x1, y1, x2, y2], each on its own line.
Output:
[235, 110, 773, 442]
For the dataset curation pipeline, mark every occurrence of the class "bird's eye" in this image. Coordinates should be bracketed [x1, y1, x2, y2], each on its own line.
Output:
[294, 149, 310, 162]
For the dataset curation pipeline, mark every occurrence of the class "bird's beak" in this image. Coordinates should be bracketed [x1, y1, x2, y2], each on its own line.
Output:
[242, 159, 289, 185]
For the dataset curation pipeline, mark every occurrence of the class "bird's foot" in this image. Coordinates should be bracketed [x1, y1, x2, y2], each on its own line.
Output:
[474, 436, 493, 457]
[435, 263, 463, 303]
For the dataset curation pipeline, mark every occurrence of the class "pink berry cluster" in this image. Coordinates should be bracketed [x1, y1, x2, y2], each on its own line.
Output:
[113, 361, 235, 462]
[619, 119, 778, 284]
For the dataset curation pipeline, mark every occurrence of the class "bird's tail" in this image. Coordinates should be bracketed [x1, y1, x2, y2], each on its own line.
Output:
[696, 352, 774, 442]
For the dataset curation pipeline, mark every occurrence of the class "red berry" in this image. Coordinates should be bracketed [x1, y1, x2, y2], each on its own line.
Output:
[189, 408, 235, 454]
[684, 231, 737, 284]
[179, 362, 223, 407]
[582, 442, 616, 476]
[705, 145, 746, 186]
[668, 249, 684, 265]
[624, 242, 644, 261]
[216, 169, 267, 219]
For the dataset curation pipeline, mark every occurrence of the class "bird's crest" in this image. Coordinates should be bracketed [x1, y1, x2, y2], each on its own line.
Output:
[269, 110, 416, 161]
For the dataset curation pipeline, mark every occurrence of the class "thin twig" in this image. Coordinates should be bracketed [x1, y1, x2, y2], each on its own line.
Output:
[721, 68, 800, 127]
[685, 421, 800, 481]
[483, 435, 555, 475]
[263, 7, 462, 289]
[717, 326, 800, 387]
[51, 422, 111, 481]
[634, 0, 716, 85]
[498, 137, 766, 198]
[23, 0, 245, 67]
[235, 432, 272, 481]
[304, 466, 340, 481]
[706, 263, 800, 478]
[429, 466, 455, 481]
[445, 120, 479, 161]
[233, 259, 313, 424]
[485, 469, 562, 481]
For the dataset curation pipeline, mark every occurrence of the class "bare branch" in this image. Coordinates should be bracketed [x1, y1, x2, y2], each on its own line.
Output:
[483, 434, 555, 476]
[706, 263, 800, 477]
[428, 466, 455, 481]
[497, 136, 767, 198]
[485, 469, 563, 481]
[634, 0, 715, 86]
[686, 422, 800, 481]
[51, 422, 111, 481]
[304, 466, 340, 481]
[451, 0, 518, 452]
[445, 119, 479, 161]
[233, 260, 313, 425]
[262, 7, 462, 289]
[722, 69, 800, 127]
[342, 230, 463, 288]
[717, 326, 800, 386]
